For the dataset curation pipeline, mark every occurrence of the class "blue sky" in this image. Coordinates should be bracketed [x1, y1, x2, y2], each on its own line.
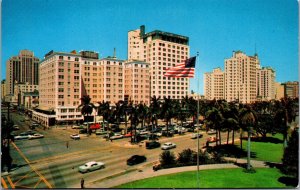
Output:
[2, 0, 298, 94]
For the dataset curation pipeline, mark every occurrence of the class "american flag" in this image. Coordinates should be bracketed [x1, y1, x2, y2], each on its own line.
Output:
[163, 56, 196, 78]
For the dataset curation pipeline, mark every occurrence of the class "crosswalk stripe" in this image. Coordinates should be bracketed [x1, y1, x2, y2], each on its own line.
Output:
[1, 177, 8, 188]
[7, 176, 15, 188]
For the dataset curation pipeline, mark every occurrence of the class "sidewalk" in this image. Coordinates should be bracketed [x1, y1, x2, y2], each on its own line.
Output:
[87, 159, 269, 188]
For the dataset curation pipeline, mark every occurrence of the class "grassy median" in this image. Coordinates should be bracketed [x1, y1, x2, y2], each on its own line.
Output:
[116, 168, 288, 188]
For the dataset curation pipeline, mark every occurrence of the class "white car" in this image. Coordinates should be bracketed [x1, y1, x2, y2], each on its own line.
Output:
[70, 134, 80, 140]
[28, 134, 44, 140]
[109, 134, 123, 140]
[207, 129, 216, 135]
[78, 161, 105, 173]
[161, 142, 176, 150]
[14, 134, 29, 140]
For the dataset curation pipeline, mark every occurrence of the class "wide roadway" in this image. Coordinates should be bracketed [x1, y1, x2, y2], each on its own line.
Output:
[7, 112, 230, 188]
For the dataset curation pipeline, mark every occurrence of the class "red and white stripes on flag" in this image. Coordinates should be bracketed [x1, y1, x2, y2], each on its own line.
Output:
[163, 56, 196, 78]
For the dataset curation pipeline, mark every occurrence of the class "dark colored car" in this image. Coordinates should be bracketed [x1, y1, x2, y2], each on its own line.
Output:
[127, 155, 147, 166]
[146, 141, 161, 149]
[79, 128, 87, 134]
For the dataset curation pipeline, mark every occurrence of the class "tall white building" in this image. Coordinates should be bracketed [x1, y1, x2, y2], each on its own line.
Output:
[204, 68, 224, 100]
[128, 25, 190, 100]
[257, 67, 275, 100]
[225, 51, 260, 103]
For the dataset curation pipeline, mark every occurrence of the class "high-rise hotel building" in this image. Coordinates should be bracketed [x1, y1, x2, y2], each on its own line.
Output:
[257, 67, 275, 100]
[225, 51, 260, 103]
[128, 25, 190, 99]
[36, 50, 150, 126]
[6, 50, 39, 95]
[204, 68, 224, 100]
[38, 51, 83, 125]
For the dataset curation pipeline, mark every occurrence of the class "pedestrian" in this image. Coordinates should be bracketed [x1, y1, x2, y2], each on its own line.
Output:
[66, 141, 69, 149]
[80, 178, 84, 188]
[110, 138, 113, 142]
[206, 140, 209, 148]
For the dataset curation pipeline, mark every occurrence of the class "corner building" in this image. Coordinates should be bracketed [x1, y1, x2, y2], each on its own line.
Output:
[128, 25, 190, 99]
[37, 51, 83, 125]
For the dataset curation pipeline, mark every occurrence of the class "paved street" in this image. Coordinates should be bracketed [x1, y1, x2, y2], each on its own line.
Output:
[3, 112, 233, 188]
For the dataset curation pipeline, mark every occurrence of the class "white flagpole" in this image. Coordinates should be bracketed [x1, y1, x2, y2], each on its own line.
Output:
[196, 51, 200, 188]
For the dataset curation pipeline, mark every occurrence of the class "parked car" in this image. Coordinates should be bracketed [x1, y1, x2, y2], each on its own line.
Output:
[161, 142, 176, 150]
[127, 155, 147, 166]
[207, 136, 217, 143]
[95, 129, 107, 135]
[70, 134, 80, 140]
[72, 125, 84, 129]
[109, 134, 123, 140]
[28, 133, 44, 140]
[124, 132, 133, 138]
[78, 161, 105, 173]
[79, 129, 87, 134]
[26, 130, 36, 135]
[207, 129, 217, 135]
[191, 133, 203, 139]
[145, 141, 161, 149]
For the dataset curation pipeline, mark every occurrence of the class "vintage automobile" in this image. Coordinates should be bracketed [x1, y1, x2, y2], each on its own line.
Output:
[78, 161, 105, 173]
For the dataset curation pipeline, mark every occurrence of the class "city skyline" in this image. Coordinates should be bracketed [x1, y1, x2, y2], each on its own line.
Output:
[2, 0, 298, 94]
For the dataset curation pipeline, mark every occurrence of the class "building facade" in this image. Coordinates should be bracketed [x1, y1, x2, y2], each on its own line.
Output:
[124, 61, 150, 105]
[38, 51, 83, 124]
[13, 82, 39, 107]
[274, 82, 285, 100]
[6, 50, 39, 95]
[283, 81, 299, 98]
[257, 67, 275, 101]
[225, 51, 260, 103]
[204, 68, 224, 100]
[1, 80, 6, 101]
[128, 25, 190, 100]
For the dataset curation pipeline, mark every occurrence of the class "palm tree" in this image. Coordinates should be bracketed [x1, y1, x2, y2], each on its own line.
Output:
[98, 100, 110, 131]
[239, 106, 258, 170]
[78, 95, 95, 136]
[137, 103, 148, 129]
[274, 97, 298, 148]
[150, 96, 161, 129]
[205, 107, 223, 146]
[161, 97, 176, 136]
[130, 106, 140, 143]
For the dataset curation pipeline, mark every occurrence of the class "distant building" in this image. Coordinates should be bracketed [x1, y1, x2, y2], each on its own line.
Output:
[1, 80, 6, 101]
[13, 82, 39, 107]
[225, 51, 260, 103]
[257, 67, 275, 101]
[128, 25, 190, 100]
[6, 50, 39, 96]
[274, 82, 285, 100]
[204, 68, 224, 100]
[283, 81, 299, 98]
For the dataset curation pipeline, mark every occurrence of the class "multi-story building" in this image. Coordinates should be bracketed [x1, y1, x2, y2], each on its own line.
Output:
[282, 81, 299, 98]
[81, 54, 126, 105]
[6, 50, 39, 96]
[13, 82, 38, 107]
[225, 51, 260, 103]
[128, 25, 190, 100]
[204, 68, 224, 100]
[36, 50, 83, 126]
[124, 60, 150, 105]
[274, 82, 285, 100]
[257, 67, 275, 101]
[1, 80, 6, 101]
